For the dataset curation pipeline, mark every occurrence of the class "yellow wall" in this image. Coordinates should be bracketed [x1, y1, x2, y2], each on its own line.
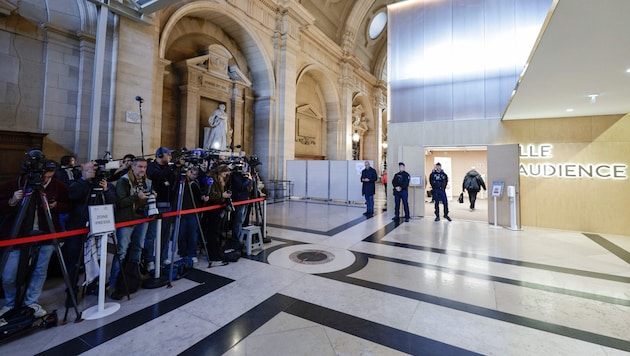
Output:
[504, 114, 630, 235]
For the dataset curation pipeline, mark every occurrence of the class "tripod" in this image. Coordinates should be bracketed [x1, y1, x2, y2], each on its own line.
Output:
[167, 171, 211, 286]
[0, 179, 81, 321]
[247, 168, 267, 241]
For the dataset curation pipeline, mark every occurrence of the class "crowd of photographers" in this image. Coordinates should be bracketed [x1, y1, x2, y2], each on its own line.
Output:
[0, 147, 257, 316]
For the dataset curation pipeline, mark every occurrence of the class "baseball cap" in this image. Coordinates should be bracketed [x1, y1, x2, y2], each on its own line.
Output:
[398, 162, 405, 166]
[155, 147, 175, 157]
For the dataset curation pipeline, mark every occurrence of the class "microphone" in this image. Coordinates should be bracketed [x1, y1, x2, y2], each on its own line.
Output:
[135, 96, 144, 103]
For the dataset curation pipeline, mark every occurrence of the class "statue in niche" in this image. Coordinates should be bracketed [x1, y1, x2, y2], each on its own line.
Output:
[353, 115, 368, 136]
[204, 103, 229, 150]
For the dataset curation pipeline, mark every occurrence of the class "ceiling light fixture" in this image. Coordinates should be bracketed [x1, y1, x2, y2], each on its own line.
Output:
[566, 108, 574, 112]
[587, 93, 599, 104]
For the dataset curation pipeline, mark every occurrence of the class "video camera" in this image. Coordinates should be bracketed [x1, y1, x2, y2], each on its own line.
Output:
[174, 147, 263, 178]
[20, 149, 48, 187]
[93, 159, 111, 181]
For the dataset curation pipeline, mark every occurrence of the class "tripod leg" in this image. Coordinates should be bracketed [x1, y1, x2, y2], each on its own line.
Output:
[63, 234, 85, 323]
[194, 212, 211, 264]
[51, 239, 82, 321]
[168, 213, 181, 287]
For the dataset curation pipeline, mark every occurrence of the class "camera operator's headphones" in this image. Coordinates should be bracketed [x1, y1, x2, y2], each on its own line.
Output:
[156, 147, 174, 159]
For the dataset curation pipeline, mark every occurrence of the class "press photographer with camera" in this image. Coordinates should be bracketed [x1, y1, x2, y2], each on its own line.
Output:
[0, 155, 69, 318]
[63, 161, 116, 305]
[108, 158, 153, 298]
[202, 164, 231, 267]
[145, 147, 182, 269]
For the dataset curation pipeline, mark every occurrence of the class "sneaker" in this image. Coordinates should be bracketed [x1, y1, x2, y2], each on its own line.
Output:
[192, 257, 198, 263]
[0, 306, 12, 316]
[27, 303, 47, 318]
[147, 262, 155, 272]
[434, 217, 440, 221]
[444, 215, 452, 221]
[392, 216, 399, 221]
[405, 218, 410, 222]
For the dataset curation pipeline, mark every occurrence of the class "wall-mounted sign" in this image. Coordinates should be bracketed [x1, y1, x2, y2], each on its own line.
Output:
[519, 144, 627, 180]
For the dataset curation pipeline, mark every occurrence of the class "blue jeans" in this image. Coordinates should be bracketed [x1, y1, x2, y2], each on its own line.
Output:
[364, 194, 374, 214]
[231, 204, 248, 243]
[144, 206, 172, 263]
[110, 222, 148, 287]
[177, 214, 199, 259]
[2, 244, 54, 308]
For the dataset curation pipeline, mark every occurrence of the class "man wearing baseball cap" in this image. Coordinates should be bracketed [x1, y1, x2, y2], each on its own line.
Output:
[144, 147, 182, 270]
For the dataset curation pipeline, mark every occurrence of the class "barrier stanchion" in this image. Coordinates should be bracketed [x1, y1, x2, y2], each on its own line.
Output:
[82, 204, 120, 320]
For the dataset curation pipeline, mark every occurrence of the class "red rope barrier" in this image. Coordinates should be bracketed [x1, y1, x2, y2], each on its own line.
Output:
[0, 197, 265, 248]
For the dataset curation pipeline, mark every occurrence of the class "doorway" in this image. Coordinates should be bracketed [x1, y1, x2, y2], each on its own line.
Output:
[424, 146, 488, 222]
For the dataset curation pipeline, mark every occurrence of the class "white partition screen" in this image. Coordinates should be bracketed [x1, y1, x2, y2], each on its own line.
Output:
[286, 160, 306, 197]
[306, 160, 329, 199]
[329, 161, 349, 200]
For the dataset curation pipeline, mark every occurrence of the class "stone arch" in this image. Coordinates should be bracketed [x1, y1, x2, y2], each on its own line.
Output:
[295, 64, 342, 160]
[159, 2, 274, 98]
[156, 2, 275, 164]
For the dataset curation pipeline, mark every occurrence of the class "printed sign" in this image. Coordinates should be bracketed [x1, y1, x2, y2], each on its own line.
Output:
[88, 204, 116, 234]
[491, 181, 504, 197]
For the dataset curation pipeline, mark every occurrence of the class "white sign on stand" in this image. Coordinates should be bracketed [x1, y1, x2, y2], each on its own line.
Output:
[83, 204, 120, 320]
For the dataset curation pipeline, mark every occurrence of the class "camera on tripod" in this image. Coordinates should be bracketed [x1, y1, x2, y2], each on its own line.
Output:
[20, 149, 48, 186]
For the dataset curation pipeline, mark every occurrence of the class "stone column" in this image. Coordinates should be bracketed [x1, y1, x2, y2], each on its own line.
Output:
[151, 58, 171, 150]
[178, 70, 201, 150]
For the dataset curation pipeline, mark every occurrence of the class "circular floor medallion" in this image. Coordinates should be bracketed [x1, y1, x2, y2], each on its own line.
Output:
[289, 249, 334, 265]
[267, 244, 355, 274]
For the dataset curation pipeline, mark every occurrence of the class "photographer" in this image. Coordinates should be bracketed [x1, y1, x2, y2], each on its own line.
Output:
[202, 164, 231, 267]
[145, 147, 182, 268]
[108, 158, 152, 297]
[228, 162, 253, 246]
[107, 153, 135, 182]
[0, 158, 69, 317]
[63, 162, 116, 304]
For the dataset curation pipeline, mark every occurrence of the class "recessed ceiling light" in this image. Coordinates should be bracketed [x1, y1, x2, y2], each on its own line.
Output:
[566, 108, 574, 112]
[626, 68, 630, 73]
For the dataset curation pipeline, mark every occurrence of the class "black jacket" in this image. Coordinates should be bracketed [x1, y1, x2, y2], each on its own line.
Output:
[391, 171, 411, 194]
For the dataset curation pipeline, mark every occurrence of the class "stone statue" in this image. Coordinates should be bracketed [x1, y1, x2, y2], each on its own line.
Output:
[353, 115, 368, 136]
[204, 103, 229, 150]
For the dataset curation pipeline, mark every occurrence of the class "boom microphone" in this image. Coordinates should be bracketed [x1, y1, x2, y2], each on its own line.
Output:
[135, 96, 144, 103]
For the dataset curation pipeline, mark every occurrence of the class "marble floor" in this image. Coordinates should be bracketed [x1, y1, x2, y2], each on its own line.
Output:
[1, 192, 630, 355]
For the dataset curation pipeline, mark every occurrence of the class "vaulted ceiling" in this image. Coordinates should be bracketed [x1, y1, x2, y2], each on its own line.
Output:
[300, 0, 630, 121]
